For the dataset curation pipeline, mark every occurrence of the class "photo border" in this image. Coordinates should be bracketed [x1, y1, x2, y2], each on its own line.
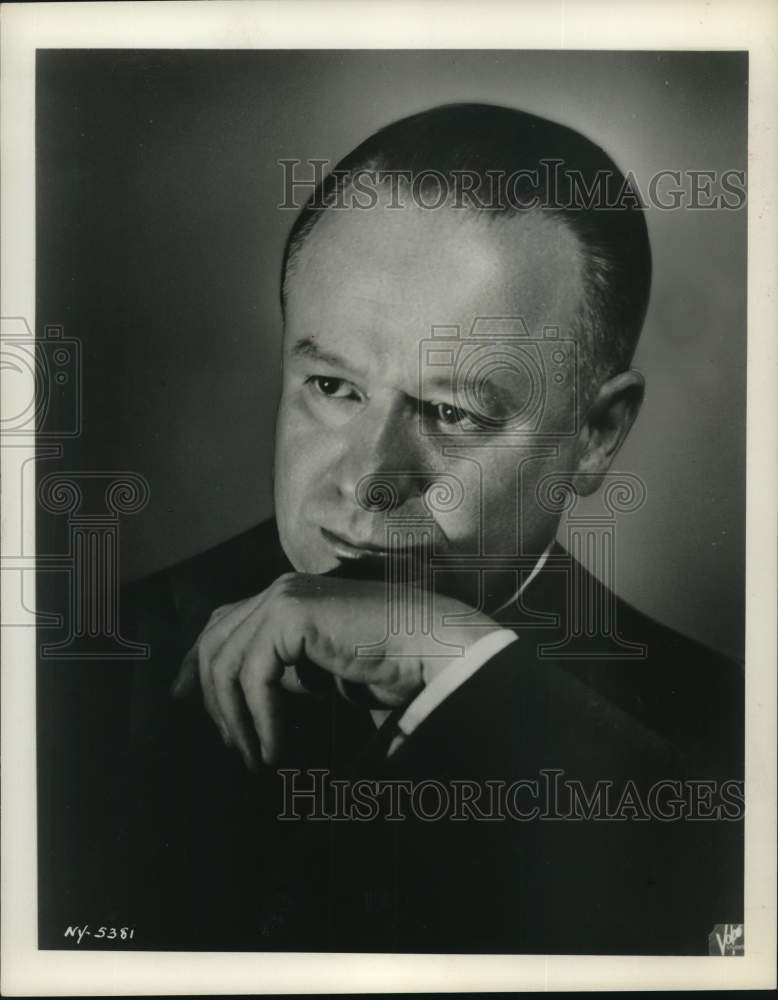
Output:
[2, 0, 775, 993]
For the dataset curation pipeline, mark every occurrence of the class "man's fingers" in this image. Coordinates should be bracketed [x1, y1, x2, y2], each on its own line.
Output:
[241, 640, 287, 766]
[208, 608, 271, 767]
[170, 588, 269, 707]
[214, 668, 260, 770]
[280, 664, 307, 694]
[170, 642, 235, 748]
[170, 647, 199, 698]
[198, 641, 232, 744]
[295, 646, 423, 706]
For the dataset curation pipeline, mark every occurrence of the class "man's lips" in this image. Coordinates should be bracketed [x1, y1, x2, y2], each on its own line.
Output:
[319, 526, 422, 560]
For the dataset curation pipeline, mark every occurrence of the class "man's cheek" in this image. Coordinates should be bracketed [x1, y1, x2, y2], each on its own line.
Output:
[433, 496, 482, 555]
[276, 446, 323, 516]
[275, 395, 309, 449]
[434, 457, 511, 555]
[283, 429, 334, 497]
[274, 454, 328, 573]
[276, 413, 339, 527]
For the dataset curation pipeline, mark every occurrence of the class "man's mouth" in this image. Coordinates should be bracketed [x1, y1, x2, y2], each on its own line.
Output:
[319, 526, 424, 561]
[320, 526, 393, 560]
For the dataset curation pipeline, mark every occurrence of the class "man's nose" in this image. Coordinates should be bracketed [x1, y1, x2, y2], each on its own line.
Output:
[331, 401, 431, 513]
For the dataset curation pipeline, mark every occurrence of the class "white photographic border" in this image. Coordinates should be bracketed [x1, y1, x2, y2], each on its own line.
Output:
[2, 0, 775, 993]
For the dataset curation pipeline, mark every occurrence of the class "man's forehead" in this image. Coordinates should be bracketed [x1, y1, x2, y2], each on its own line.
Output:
[284, 202, 586, 351]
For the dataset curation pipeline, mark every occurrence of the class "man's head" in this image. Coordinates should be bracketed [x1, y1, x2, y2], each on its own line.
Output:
[273, 103, 651, 605]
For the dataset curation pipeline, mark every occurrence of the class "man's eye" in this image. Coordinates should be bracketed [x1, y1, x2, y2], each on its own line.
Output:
[434, 402, 473, 427]
[307, 376, 355, 399]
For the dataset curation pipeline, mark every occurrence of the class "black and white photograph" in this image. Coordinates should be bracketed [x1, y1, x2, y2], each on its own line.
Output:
[1, 1, 776, 994]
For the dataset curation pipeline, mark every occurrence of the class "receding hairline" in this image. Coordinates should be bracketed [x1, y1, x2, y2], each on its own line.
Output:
[283, 191, 599, 396]
[280, 103, 652, 394]
[283, 185, 588, 308]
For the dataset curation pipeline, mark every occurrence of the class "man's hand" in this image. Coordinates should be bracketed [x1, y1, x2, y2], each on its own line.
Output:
[171, 572, 496, 769]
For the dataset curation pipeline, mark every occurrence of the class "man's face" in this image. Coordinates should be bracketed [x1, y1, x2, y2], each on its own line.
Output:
[275, 201, 588, 603]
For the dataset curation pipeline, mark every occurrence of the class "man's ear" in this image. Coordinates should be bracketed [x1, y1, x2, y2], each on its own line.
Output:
[573, 369, 645, 496]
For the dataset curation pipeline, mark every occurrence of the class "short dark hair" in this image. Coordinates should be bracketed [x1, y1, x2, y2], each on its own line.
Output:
[281, 102, 652, 396]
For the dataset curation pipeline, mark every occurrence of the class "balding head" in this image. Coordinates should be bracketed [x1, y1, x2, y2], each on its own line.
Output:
[282, 102, 652, 402]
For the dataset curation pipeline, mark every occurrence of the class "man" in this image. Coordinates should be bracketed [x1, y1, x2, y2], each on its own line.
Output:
[67, 104, 743, 954]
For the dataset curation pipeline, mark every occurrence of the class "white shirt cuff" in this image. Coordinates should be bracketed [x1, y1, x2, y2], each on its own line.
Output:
[387, 629, 518, 757]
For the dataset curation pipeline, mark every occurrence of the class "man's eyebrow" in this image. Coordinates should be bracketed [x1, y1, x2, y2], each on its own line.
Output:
[422, 371, 513, 402]
[288, 338, 359, 373]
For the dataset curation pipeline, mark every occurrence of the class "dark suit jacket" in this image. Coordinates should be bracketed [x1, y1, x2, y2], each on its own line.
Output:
[39, 518, 743, 954]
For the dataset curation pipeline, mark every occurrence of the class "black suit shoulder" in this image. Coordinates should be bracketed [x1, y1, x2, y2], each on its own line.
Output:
[384, 550, 743, 784]
[554, 580, 744, 778]
[123, 517, 286, 622]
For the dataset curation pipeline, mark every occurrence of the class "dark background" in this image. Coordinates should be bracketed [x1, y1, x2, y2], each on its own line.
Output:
[36, 49, 747, 659]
